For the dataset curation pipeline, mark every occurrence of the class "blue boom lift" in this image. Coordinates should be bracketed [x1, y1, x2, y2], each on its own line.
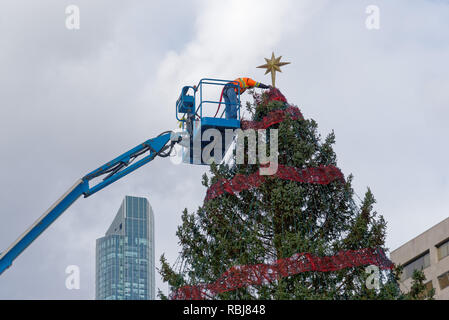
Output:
[0, 78, 241, 276]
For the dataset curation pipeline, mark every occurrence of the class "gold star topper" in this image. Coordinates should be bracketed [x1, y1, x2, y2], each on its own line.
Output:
[257, 52, 291, 87]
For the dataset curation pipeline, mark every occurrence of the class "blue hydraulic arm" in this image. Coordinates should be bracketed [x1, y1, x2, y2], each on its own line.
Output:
[0, 131, 176, 276]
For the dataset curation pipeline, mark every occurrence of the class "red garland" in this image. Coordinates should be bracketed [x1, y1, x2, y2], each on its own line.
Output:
[262, 87, 288, 105]
[241, 106, 303, 130]
[252, 87, 287, 106]
[205, 164, 344, 202]
[247, 86, 298, 130]
[170, 248, 394, 300]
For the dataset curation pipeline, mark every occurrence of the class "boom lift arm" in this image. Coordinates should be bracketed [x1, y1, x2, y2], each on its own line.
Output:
[0, 78, 241, 277]
[0, 131, 179, 275]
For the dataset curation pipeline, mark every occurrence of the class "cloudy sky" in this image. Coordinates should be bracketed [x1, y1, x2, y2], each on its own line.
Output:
[0, 0, 448, 299]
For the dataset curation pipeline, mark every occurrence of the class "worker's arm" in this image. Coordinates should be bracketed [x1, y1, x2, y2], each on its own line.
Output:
[247, 78, 269, 89]
[256, 83, 270, 89]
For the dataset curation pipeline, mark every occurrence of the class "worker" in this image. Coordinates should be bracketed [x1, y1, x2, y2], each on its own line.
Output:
[223, 78, 270, 119]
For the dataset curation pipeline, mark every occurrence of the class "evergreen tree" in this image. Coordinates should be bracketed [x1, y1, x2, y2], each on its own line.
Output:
[159, 88, 431, 300]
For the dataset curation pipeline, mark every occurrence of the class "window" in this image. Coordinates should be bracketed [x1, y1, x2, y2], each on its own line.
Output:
[438, 271, 449, 290]
[437, 239, 449, 261]
[402, 251, 430, 280]
[416, 281, 434, 299]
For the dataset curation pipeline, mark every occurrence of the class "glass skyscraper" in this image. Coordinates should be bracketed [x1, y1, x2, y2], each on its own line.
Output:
[96, 196, 155, 300]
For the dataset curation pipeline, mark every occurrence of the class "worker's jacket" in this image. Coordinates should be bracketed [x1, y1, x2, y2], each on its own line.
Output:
[230, 78, 262, 94]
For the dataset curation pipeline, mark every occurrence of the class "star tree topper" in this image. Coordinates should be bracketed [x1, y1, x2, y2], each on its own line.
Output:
[257, 52, 291, 88]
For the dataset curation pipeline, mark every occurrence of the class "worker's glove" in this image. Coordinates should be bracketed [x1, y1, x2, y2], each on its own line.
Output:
[258, 83, 270, 89]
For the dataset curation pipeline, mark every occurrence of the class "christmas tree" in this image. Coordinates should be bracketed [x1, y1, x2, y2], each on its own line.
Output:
[160, 88, 431, 300]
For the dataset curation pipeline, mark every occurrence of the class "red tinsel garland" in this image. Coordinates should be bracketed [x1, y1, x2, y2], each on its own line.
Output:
[205, 164, 344, 202]
[254, 86, 289, 105]
[241, 106, 303, 130]
[171, 248, 394, 300]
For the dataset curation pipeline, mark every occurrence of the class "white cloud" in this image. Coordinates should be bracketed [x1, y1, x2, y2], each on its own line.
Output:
[153, 0, 324, 97]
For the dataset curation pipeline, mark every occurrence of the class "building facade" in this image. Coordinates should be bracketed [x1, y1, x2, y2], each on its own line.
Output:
[96, 196, 155, 300]
[390, 217, 449, 299]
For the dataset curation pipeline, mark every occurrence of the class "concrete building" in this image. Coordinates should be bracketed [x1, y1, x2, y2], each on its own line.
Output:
[390, 217, 449, 299]
[96, 196, 155, 300]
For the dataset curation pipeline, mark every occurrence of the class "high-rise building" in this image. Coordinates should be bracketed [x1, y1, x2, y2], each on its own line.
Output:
[96, 196, 155, 300]
[390, 217, 449, 299]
